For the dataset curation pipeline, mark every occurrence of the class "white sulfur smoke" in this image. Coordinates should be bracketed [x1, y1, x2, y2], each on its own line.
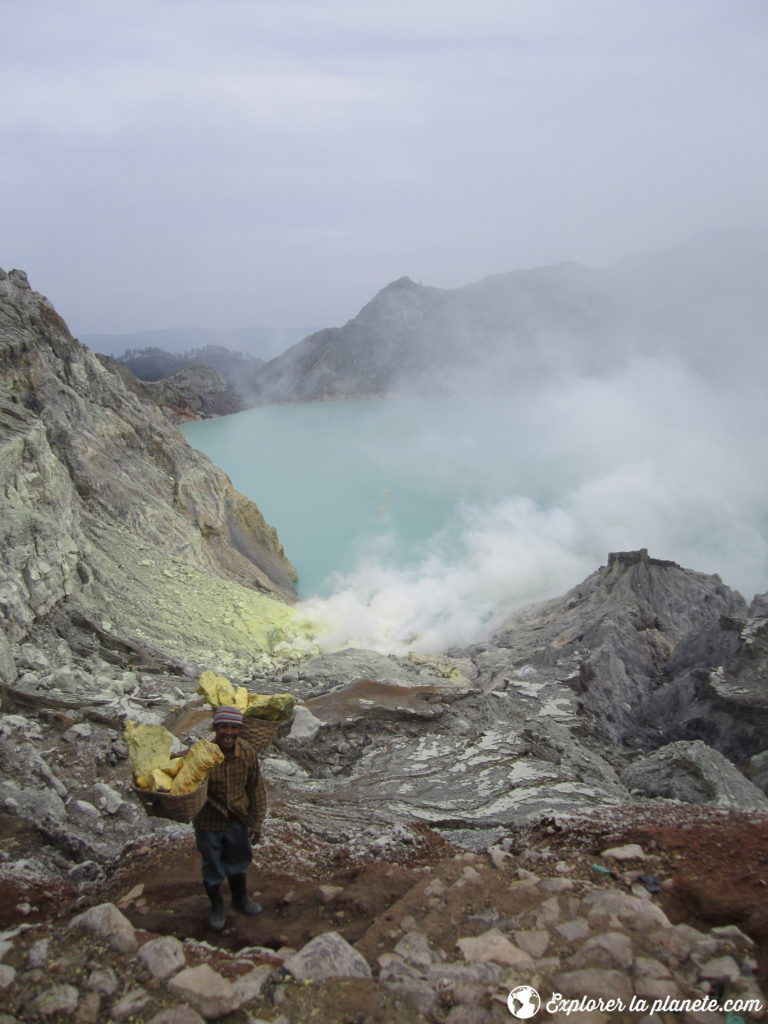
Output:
[299, 355, 768, 654]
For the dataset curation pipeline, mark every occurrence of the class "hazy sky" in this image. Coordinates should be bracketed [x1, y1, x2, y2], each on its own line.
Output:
[3, 0, 767, 335]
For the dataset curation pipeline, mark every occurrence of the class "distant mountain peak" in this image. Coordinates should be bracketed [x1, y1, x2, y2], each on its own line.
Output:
[383, 275, 419, 290]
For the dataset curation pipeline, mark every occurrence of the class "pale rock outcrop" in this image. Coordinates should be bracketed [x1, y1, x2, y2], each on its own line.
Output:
[283, 930, 373, 981]
[620, 739, 768, 810]
[0, 268, 301, 686]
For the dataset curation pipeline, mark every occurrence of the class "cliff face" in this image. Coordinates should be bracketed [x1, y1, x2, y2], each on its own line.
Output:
[0, 269, 299, 679]
[96, 354, 247, 422]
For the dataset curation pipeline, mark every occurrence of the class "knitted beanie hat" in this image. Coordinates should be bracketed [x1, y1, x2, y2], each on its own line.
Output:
[212, 705, 243, 726]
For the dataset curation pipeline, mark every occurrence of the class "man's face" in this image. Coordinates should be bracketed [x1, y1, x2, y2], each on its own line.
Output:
[214, 721, 241, 753]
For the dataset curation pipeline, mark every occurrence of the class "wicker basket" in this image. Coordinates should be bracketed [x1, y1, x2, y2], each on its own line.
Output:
[240, 717, 281, 752]
[133, 778, 209, 823]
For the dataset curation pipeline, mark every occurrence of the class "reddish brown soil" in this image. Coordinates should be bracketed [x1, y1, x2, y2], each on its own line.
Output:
[1, 805, 766, 990]
[516, 803, 768, 983]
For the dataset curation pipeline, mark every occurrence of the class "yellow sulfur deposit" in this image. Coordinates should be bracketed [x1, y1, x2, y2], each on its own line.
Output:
[127, 722, 222, 796]
[170, 738, 223, 795]
[197, 670, 250, 711]
[244, 692, 295, 721]
[197, 670, 295, 722]
[125, 722, 174, 779]
[143, 768, 175, 792]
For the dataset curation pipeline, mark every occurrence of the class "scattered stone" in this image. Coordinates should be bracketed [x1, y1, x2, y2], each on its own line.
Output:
[27, 938, 50, 968]
[394, 931, 443, 969]
[84, 966, 119, 997]
[316, 884, 344, 904]
[283, 931, 372, 981]
[583, 891, 671, 931]
[557, 918, 591, 943]
[697, 955, 742, 984]
[32, 984, 80, 1016]
[93, 782, 123, 814]
[634, 977, 683, 1001]
[424, 877, 447, 897]
[488, 846, 513, 869]
[535, 896, 562, 927]
[112, 987, 152, 1020]
[68, 903, 137, 953]
[554, 967, 633, 1002]
[456, 929, 534, 968]
[540, 877, 575, 892]
[146, 1009, 207, 1024]
[514, 929, 550, 958]
[232, 964, 273, 1003]
[74, 990, 101, 1024]
[600, 843, 647, 861]
[387, 978, 439, 1016]
[167, 964, 238, 1019]
[137, 935, 186, 980]
[568, 932, 634, 970]
[288, 706, 323, 741]
[117, 883, 145, 909]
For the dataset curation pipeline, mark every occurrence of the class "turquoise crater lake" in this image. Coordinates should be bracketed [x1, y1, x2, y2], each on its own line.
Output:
[182, 384, 768, 652]
[182, 397, 520, 599]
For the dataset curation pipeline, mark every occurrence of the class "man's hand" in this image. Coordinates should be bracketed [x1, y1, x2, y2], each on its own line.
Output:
[249, 828, 261, 845]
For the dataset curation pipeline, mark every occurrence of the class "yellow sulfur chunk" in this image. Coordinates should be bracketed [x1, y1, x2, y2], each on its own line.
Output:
[124, 722, 175, 779]
[245, 692, 296, 722]
[197, 671, 252, 711]
[170, 738, 224, 795]
[155, 757, 184, 778]
[197, 670, 236, 708]
[231, 685, 250, 711]
[150, 769, 174, 792]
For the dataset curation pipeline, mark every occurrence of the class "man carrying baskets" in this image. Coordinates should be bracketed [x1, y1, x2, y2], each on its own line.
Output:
[193, 705, 266, 931]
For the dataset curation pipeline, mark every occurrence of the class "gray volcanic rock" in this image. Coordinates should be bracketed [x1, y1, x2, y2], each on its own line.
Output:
[474, 549, 749, 748]
[143, 364, 244, 420]
[97, 355, 245, 421]
[744, 749, 768, 795]
[621, 740, 768, 810]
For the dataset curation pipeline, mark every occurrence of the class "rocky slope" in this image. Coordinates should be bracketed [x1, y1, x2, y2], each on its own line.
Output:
[0, 268, 302, 684]
[246, 228, 768, 404]
[96, 355, 247, 422]
[1, 269, 767, 1021]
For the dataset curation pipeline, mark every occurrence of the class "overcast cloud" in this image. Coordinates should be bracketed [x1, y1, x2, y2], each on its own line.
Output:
[2, 0, 767, 334]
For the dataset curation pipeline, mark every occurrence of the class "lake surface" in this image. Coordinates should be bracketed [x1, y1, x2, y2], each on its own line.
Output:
[183, 379, 768, 653]
[183, 397, 527, 598]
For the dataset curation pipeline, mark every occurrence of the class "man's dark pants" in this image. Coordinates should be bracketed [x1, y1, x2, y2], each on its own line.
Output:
[194, 820, 252, 886]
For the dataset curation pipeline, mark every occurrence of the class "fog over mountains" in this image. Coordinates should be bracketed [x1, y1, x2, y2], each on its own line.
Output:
[83, 325, 314, 361]
[187, 225, 768, 649]
[246, 227, 768, 403]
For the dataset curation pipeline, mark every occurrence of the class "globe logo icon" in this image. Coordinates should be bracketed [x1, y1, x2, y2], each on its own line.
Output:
[507, 985, 541, 1019]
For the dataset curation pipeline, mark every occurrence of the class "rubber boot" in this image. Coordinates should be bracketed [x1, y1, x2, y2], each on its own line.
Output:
[228, 873, 262, 915]
[204, 883, 226, 931]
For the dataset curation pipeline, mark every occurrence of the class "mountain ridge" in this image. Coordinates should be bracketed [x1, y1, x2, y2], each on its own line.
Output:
[246, 227, 768, 404]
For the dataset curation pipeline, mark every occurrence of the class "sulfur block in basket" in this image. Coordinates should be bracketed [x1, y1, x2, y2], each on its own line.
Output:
[197, 670, 250, 711]
[125, 722, 175, 780]
[169, 738, 223, 795]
